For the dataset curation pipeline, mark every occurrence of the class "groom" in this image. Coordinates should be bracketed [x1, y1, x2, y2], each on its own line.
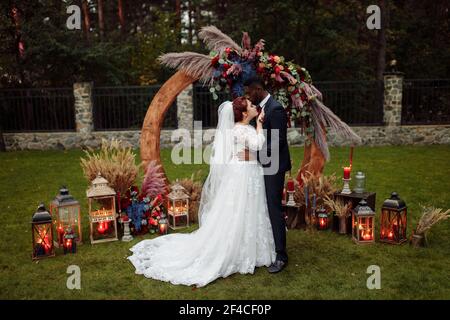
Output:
[244, 77, 291, 273]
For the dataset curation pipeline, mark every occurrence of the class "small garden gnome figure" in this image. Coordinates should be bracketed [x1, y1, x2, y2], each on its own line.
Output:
[121, 215, 133, 242]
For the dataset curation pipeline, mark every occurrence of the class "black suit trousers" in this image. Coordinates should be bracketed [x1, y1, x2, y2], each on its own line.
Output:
[264, 170, 288, 262]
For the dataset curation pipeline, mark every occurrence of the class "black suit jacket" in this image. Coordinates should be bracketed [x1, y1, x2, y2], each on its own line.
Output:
[257, 96, 292, 175]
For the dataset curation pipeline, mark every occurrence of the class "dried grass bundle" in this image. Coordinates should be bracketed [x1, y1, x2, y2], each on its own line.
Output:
[80, 138, 140, 194]
[293, 171, 339, 208]
[177, 171, 204, 223]
[415, 206, 450, 235]
[323, 196, 351, 217]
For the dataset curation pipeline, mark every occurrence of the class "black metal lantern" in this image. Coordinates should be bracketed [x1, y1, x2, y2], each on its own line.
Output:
[352, 199, 375, 244]
[31, 204, 55, 260]
[316, 207, 329, 230]
[50, 186, 82, 247]
[380, 192, 407, 244]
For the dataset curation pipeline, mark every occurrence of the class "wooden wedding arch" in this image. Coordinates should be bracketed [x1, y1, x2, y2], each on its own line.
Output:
[140, 70, 326, 186]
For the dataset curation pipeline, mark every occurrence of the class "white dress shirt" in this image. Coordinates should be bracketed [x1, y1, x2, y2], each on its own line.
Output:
[259, 93, 271, 110]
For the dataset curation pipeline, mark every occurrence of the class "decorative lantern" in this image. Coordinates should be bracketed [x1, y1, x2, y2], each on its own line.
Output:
[63, 227, 76, 254]
[354, 172, 366, 194]
[158, 212, 169, 235]
[86, 173, 118, 244]
[316, 207, 329, 230]
[352, 199, 375, 244]
[167, 181, 190, 230]
[31, 204, 55, 260]
[50, 186, 82, 247]
[380, 192, 407, 244]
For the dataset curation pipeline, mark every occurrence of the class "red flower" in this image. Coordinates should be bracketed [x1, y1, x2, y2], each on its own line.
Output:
[225, 48, 231, 54]
[274, 66, 281, 74]
[223, 63, 230, 70]
[211, 55, 220, 66]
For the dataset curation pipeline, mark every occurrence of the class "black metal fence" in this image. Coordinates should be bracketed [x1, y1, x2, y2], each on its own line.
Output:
[0, 88, 75, 132]
[193, 80, 384, 127]
[401, 79, 450, 125]
[193, 84, 230, 128]
[93, 86, 177, 130]
[313, 80, 384, 126]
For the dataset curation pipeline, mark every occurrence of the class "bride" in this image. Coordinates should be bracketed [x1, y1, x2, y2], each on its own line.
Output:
[128, 97, 276, 287]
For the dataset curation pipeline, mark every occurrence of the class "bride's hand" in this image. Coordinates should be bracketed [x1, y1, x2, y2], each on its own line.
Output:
[257, 110, 265, 124]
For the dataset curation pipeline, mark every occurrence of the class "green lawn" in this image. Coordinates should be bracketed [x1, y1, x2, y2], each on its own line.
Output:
[0, 145, 449, 299]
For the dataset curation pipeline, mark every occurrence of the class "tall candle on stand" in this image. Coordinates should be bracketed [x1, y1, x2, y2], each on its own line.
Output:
[343, 166, 351, 179]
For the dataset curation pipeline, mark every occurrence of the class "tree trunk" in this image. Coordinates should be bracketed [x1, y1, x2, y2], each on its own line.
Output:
[98, 0, 105, 38]
[175, 0, 182, 44]
[81, 0, 91, 40]
[118, 0, 125, 32]
[376, 0, 386, 80]
[187, 0, 193, 45]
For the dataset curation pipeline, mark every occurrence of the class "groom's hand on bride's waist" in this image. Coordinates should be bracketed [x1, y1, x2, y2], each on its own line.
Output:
[237, 149, 252, 161]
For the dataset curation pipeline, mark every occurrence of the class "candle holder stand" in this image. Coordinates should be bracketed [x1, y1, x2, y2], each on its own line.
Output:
[121, 220, 133, 242]
[341, 178, 352, 195]
[286, 190, 296, 207]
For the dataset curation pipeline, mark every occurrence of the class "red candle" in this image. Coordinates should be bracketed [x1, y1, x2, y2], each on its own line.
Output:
[287, 179, 295, 191]
[343, 167, 351, 179]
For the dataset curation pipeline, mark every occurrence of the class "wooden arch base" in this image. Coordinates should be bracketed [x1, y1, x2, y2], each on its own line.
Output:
[140, 70, 326, 186]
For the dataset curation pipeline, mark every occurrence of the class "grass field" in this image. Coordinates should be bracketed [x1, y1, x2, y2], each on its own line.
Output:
[0, 145, 449, 299]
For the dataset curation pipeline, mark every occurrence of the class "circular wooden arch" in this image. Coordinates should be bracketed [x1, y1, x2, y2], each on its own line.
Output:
[140, 70, 326, 186]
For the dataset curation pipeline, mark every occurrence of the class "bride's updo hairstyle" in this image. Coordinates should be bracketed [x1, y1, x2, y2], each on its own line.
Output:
[232, 97, 248, 122]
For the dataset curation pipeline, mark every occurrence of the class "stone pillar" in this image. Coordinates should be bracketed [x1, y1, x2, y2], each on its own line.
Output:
[176, 84, 194, 131]
[73, 82, 94, 134]
[383, 72, 404, 126]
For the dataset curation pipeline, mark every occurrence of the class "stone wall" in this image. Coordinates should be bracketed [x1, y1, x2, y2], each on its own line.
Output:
[5, 125, 450, 151]
[4, 76, 450, 151]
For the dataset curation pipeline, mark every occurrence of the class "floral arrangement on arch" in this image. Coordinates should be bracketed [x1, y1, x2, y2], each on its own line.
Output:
[159, 26, 360, 160]
[208, 34, 319, 137]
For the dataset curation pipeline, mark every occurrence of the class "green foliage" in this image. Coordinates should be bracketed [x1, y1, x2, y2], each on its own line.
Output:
[0, 0, 449, 86]
[131, 11, 179, 85]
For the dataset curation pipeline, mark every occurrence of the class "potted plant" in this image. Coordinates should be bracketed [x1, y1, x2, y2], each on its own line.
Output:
[411, 206, 449, 247]
[324, 196, 351, 235]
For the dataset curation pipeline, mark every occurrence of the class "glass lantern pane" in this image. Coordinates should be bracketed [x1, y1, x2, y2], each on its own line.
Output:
[90, 197, 114, 214]
[33, 224, 53, 256]
[92, 220, 116, 241]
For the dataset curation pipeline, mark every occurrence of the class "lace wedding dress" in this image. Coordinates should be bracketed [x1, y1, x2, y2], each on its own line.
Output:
[128, 101, 275, 287]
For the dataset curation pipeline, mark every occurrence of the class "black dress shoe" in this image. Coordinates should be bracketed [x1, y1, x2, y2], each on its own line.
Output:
[268, 260, 287, 273]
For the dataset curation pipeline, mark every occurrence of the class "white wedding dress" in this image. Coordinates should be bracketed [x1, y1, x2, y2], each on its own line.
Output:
[128, 101, 275, 287]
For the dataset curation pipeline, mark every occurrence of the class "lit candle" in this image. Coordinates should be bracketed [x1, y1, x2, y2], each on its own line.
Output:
[159, 223, 168, 235]
[287, 179, 295, 192]
[343, 166, 351, 179]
